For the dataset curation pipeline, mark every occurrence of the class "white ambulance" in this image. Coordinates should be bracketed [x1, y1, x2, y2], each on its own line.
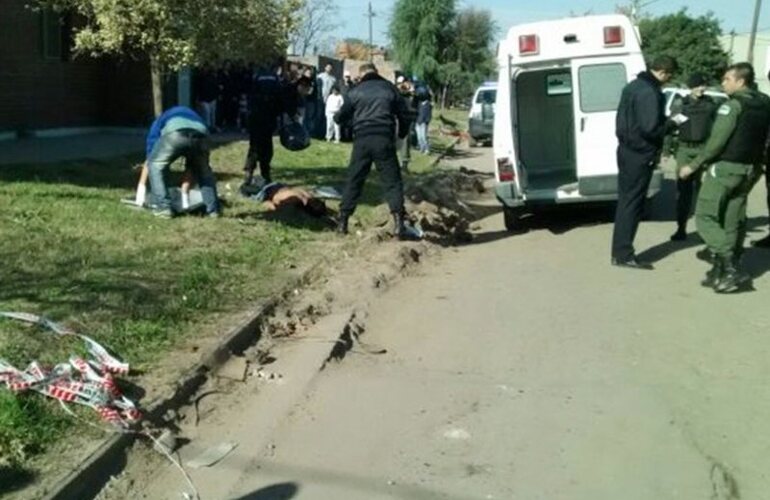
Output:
[493, 14, 663, 230]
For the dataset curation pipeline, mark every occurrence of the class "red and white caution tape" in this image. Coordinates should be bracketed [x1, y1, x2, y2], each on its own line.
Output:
[0, 312, 139, 429]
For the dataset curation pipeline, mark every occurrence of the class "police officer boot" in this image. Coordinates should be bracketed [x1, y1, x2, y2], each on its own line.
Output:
[714, 257, 750, 293]
[337, 213, 350, 235]
[700, 257, 723, 288]
[392, 212, 420, 241]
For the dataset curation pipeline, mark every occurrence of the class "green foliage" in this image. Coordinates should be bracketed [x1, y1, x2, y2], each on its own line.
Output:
[639, 9, 729, 85]
[390, 1, 496, 106]
[389, 0, 456, 88]
[36, 0, 302, 71]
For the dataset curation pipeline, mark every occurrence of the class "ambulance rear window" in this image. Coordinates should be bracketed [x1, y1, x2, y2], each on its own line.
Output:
[578, 63, 626, 112]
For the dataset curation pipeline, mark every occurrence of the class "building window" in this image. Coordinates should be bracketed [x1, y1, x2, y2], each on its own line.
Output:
[41, 9, 66, 60]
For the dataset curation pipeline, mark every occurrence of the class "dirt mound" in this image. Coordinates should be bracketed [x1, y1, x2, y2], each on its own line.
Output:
[404, 169, 488, 243]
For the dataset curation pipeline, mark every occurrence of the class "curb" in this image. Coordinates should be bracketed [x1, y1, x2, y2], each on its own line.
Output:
[41, 267, 317, 500]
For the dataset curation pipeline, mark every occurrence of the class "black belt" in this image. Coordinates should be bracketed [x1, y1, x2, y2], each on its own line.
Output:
[176, 128, 207, 138]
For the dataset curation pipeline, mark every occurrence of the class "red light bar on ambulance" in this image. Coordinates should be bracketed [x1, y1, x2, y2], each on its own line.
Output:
[519, 35, 539, 56]
[603, 26, 624, 47]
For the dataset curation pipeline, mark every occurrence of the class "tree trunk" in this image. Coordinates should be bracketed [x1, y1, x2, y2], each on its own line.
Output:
[440, 85, 449, 110]
[150, 56, 163, 117]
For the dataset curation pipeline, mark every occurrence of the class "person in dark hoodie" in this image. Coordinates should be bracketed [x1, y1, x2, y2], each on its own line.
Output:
[333, 63, 417, 240]
[611, 55, 678, 270]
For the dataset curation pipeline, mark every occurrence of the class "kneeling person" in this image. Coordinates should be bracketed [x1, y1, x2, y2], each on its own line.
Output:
[145, 106, 220, 218]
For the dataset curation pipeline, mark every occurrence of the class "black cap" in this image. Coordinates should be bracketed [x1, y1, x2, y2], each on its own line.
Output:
[687, 73, 707, 88]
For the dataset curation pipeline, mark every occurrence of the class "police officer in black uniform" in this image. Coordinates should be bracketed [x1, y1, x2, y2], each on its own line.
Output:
[334, 63, 415, 239]
[243, 60, 288, 184]
[668, 73, 718, 241]
[612, 55, 678, 270]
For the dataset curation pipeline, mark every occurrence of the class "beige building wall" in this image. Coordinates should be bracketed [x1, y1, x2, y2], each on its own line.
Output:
[720, 31, 770, 94]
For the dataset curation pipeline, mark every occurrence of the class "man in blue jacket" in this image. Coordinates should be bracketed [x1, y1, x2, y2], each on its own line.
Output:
[145, 106, 220, 218]
[611, 55, 678, 269]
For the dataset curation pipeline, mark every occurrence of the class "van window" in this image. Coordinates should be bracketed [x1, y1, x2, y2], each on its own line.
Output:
[476, 90, 496, 104]
[546, 73, 572, 96]
[578, 63, 626, 112]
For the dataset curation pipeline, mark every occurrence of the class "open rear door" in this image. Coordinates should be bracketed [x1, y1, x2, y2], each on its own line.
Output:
[570, 57, 634, 196]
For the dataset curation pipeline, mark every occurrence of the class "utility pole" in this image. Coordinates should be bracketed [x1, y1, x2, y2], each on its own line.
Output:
[729, 29, 736, 62]
[365, 2, 376, 62]
[747, 0, 763, 65]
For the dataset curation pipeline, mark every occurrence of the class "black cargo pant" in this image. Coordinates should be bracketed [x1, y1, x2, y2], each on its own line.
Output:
[244, 112, 278, 182]
[612, 145, 656, 261]
[340, 134, 405, 216]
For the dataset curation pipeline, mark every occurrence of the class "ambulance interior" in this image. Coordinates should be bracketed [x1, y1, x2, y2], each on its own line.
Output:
[515, 68, 577, 190]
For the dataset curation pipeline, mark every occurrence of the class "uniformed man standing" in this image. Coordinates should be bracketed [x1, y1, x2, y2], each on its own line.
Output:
[612, 55, 678, 270]
[679, 63, 770, 293]
[668, 73, 718, 241]
[334, 63, 416, 240]
[243, 61, 289, 184]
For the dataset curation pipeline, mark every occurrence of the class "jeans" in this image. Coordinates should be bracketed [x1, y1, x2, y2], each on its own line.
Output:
[197, 100, 217, 130]
[147, 130, 220, 214]
[415, 122, 429, 153]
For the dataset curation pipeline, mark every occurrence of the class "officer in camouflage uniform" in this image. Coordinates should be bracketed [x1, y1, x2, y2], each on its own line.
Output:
[668, 73, 718, 241]
[680, 63, 770, 293]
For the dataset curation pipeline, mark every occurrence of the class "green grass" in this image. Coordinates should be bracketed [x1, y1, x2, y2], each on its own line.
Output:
[0, 128, 455, 477]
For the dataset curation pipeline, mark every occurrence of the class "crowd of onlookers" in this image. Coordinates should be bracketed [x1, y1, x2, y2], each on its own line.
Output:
[193, 61, 364, 141]
[192, 60, 432, 152]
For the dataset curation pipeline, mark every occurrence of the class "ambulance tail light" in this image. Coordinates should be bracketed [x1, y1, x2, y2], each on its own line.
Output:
[518, 35, 539, 56]
[497, 157, 515, 182]
[603, 26, 624, 47]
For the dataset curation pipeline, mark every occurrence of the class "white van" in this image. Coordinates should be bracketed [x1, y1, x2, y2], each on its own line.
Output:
[493, 14, 662, 230]
[469, 82, 497, 146]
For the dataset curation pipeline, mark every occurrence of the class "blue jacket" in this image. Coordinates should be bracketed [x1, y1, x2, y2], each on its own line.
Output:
[145, 106, 208, 158]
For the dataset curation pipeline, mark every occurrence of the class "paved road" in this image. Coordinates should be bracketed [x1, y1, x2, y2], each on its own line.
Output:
[128, 145, 770, 499]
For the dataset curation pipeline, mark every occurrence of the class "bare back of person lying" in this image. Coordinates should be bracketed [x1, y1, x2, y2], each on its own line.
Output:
[242, 178, 327, 217]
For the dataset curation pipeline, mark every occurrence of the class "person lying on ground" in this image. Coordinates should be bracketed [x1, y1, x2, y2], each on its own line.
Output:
[241, 177, 329, 218]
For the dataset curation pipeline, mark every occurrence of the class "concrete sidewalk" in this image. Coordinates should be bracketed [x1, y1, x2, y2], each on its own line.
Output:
[0, 132, 145, 165]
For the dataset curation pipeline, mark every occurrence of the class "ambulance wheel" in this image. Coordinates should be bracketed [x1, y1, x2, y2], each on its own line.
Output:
[503, 207, 524, 232]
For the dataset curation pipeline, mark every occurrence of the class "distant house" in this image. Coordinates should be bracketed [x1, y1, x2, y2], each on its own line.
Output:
[0, 0, 155, 136]
[720, 30, 770, 94]
[288, 50, 401, 84]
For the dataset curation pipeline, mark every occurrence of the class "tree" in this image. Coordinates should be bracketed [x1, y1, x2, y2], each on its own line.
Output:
[638, 9, 729, 85]
[441, 8, 497, 107]
[288, 0, 342, 57]
[389, 0, 456, 90]
[38, 0, 301, 116]
[390, 1, 496, 108]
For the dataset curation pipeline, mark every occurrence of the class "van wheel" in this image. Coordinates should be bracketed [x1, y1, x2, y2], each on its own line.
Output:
[503, 207, 525, 232]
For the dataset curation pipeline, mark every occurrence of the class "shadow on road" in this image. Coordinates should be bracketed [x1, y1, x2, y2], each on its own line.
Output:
[230, 482, 300, 500]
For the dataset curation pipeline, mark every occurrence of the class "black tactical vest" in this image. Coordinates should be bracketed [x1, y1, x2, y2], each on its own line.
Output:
[720, 91, 770, 164]
[677, 96, 716, 143]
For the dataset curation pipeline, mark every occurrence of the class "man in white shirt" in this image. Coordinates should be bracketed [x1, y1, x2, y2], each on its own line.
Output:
[325, 86, 344, 143]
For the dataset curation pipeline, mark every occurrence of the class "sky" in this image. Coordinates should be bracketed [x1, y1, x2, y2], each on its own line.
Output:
[331, 0, 770, 47]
